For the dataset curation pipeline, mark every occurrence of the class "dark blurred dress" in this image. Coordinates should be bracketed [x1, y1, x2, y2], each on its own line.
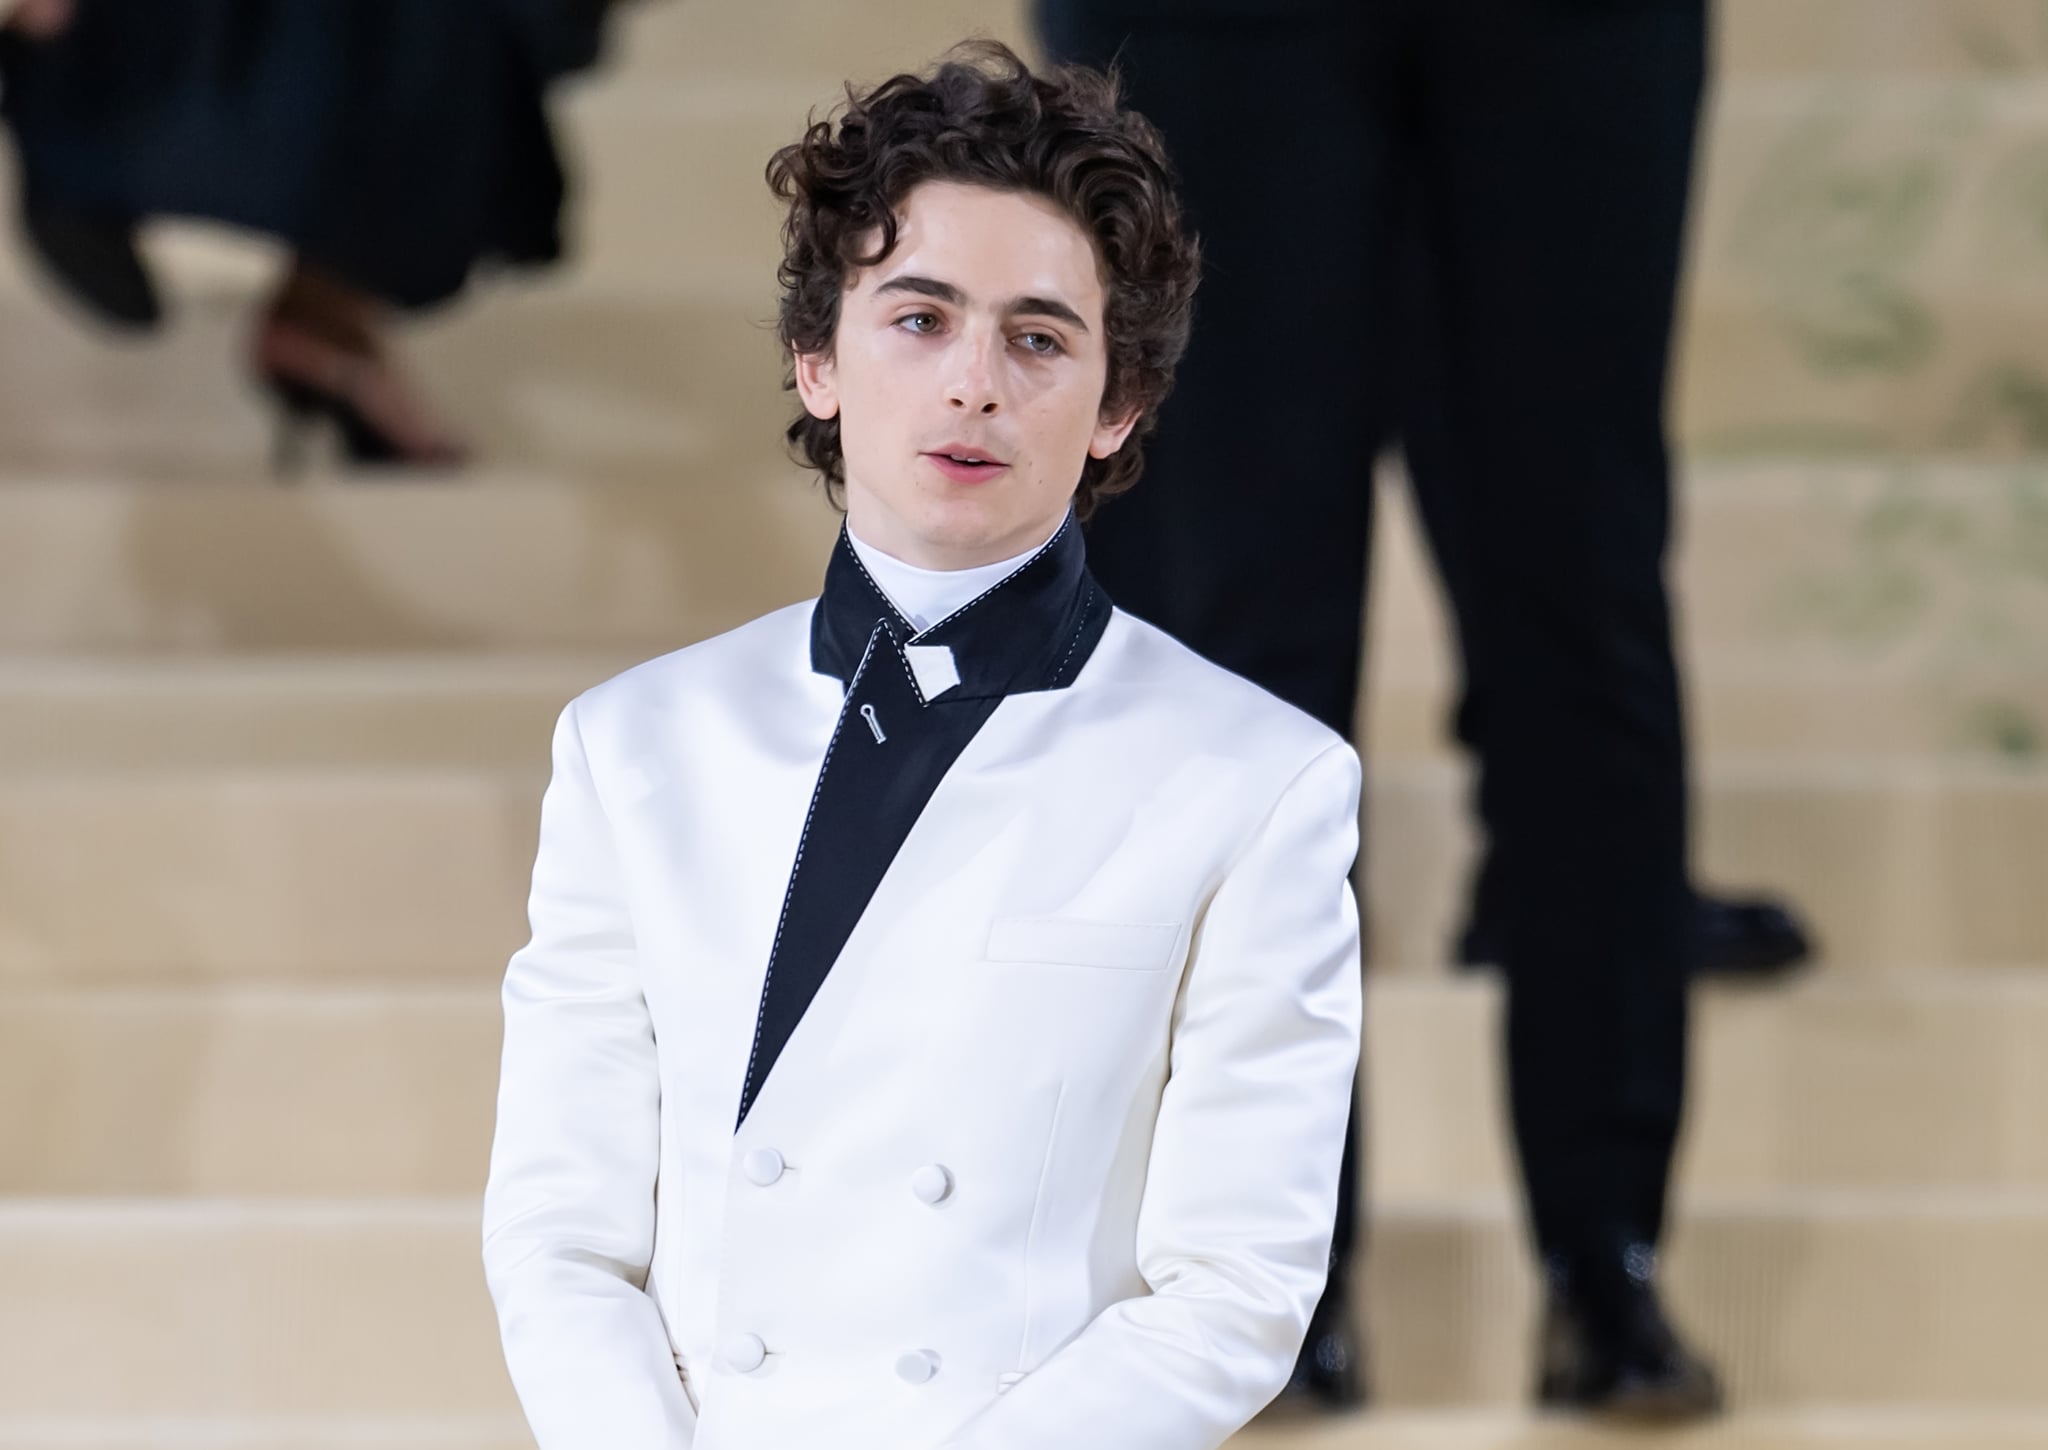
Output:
[0, 0, 622, 311]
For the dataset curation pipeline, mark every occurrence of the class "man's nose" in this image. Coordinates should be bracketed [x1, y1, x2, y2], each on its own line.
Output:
[945, 333, 1003, 415]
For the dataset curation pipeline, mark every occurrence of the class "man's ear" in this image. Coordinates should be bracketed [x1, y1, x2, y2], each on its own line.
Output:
[793, 348, 840, 421]
[1088, 404, 1142, 460]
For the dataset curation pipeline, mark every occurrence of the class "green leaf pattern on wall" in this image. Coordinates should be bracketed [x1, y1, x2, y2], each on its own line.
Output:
[1692, 7, 2048, 457]
[1767, 466, 2048, 755]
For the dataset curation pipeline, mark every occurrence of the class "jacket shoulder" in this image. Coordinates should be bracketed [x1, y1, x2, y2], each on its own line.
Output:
[565, 599, 816, 730]
[1094, 608, 1355, 772]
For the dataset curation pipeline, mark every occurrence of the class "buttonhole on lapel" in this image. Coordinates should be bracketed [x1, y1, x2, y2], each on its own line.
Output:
[860, 703, 887, 743]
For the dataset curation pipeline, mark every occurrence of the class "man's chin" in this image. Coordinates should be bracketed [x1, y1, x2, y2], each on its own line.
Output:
[913, 494, 1055, 564]
[847, 474, 1070, 568]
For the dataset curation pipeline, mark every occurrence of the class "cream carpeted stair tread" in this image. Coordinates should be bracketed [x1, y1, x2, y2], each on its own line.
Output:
[4, 1196, 2047, 1415]
[4, 976, 2045, 1198]
[0, 760, 2039, 981]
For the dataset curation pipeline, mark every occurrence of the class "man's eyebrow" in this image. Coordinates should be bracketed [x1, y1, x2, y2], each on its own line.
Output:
[873, 274, 1091, 334]
[1010, 295, 1090, 334]
[874, 274, 965, 306]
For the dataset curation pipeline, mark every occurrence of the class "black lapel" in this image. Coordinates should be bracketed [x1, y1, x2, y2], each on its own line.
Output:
[736, 512, 1112, 1128]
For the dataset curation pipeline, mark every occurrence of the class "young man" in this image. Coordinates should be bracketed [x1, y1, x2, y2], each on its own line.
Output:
[482, 44, 1363, 1450]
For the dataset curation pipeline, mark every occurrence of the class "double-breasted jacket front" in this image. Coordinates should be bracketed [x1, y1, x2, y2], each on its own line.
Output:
[482, 517, 1364, 1450]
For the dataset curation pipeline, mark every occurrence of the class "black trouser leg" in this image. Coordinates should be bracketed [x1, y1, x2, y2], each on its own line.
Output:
[1035, 0, 1394, 1282]
[1397, 0, 1706, 1255]
[1034, 1, 1390, 741]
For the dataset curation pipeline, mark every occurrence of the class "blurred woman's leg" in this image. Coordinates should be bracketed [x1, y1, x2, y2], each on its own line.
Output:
[2, 0, 72, 41]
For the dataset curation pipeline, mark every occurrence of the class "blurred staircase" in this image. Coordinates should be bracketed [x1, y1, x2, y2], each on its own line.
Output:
[1, 1, 2046, 1447]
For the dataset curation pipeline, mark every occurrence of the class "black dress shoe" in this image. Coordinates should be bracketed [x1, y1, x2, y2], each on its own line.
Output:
[1264, 1272, 1367, 1415]
[19, 193, 163, 331]
[1689, 892, 1811, 977]
[1537, 1243, 1724, 1420]
[1458, 888, 1815, 980]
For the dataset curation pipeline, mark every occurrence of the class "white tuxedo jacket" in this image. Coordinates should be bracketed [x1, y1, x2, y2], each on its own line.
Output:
[482, 516, 1363, 1450]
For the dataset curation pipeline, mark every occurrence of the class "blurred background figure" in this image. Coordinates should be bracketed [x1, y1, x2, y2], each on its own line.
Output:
[0, 0, 626, 470]
[1038, 0, 1809, 1420]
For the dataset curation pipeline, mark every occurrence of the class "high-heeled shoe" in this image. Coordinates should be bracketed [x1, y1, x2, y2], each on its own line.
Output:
[256, 363, 468, 477]
[262, 372, 375, 476]
[252, 300, 469, 476]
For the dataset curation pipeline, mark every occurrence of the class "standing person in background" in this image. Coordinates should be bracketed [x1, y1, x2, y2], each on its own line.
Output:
[1038, 0, 1809, 1420]
[0, 0, 629, 469]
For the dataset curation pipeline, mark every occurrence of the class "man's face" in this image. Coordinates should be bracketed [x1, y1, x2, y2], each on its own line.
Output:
[794, 181, 1138, 570]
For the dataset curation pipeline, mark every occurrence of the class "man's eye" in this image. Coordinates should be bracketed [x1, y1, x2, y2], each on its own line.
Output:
[900, 312, 941, 333]
[1018, 332, 1061, 356]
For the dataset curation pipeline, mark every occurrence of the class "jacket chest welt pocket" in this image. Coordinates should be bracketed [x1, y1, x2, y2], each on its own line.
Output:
[983, 918, 1182, 972]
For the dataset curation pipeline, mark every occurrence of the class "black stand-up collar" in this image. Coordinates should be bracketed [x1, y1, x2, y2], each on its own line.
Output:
[809, 509, 1109, 701]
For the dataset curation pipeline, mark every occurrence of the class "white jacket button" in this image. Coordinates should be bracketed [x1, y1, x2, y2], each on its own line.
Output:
[722, 1332, 768, 1373]
[910, 1164, 954, 1204]
[741, 1148, 785, 1186]
[895, 1349, 941, 1384]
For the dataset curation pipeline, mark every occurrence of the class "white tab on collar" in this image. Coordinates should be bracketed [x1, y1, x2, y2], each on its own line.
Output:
[903, 644, 961, 700]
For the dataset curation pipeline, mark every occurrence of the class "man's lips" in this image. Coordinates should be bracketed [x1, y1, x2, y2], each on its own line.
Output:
[922, 448, 1011, 484]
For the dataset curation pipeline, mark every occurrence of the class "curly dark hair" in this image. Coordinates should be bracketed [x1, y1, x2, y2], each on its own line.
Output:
[766, 40, 1200, 520]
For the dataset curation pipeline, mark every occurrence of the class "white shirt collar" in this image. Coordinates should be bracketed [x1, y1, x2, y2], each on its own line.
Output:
[845, 518, 1064, 634]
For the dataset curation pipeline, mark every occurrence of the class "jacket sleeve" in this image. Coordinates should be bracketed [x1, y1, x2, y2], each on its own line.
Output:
[937, 740, 1365, 1450]
[482, 698, 697, 1450]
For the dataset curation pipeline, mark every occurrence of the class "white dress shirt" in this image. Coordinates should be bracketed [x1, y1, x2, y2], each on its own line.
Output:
[846, 519, 1062, 634]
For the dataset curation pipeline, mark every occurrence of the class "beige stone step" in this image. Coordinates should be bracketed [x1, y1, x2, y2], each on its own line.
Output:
[0, 988, 500, 1197]
[1243, 1414, 2048, 1450]
[603, 0, 1029, 96]
[1714, 0, 2048, 77]
[0, 658, 623, 770]
[1243, 1411, 2048, 1450]
[1363, 756, 2048, 975]
[0, 772, 536, 982]
[1370, 976, 2048, 1199]
[1364, 464, 2048, 761]
[550, 80, 810, 304]
[0, 475, 837, 653]
[0, 280, 794, 480]
[0, 759, 2038, 982]
[1366, 662, 2048, 761]
[2, 1196, 2043, 1415]
[0, 463, 2041, 668]
[601, 0, 2048, 91]
[7, 1414, 2048, 1450]
[0, 1421, 530, 1450]
[0, 1201, 513, 1420]
[9, 977, 2045, 1198]
[605, 0, 2048, 88]
[1367, 1194, 2048, 1409]
[3, 650, 2043, 773]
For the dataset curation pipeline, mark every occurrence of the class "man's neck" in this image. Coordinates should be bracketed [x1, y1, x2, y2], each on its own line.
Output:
[845, 517, 1064, 633]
